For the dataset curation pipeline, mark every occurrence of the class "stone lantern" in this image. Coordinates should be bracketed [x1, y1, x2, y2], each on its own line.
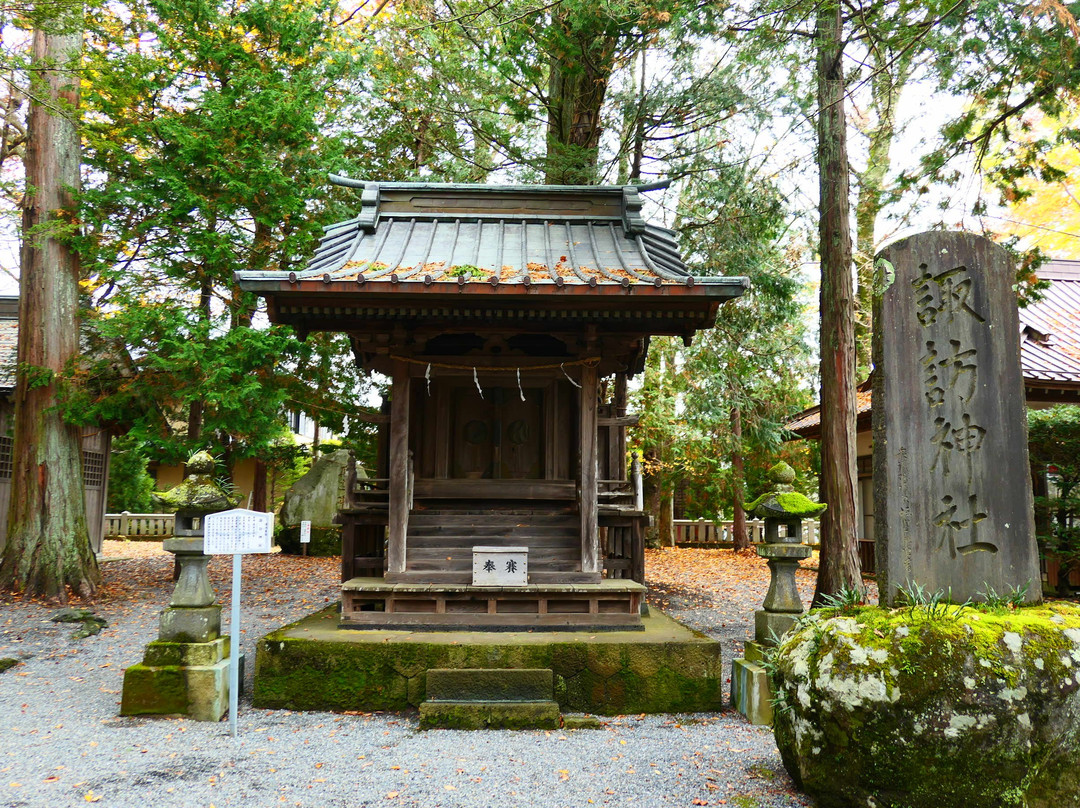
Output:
[745, 462, 826, 645]
[154, 450, 239, 642]
[731, 462, 826, 725]
[121, 451, 241, 721]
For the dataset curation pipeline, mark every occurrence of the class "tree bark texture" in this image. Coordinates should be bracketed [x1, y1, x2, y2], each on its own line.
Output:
[0, 19, 99, 600]
[545, 20, 616, 185]
[730, 407, 750, 551]
[252, 458, 267, 512]
[643, 447, 661, 547]
[813, 3, 861, 605]
[854, 48, 906, 375]
[659, 489, 673, 548]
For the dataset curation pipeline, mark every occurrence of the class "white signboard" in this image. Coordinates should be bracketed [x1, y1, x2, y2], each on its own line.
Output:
[203, 509, 274, 556]
[472, 546, 528, 586]
[300, 520, 311, 544]
[201, 508, 274, 738]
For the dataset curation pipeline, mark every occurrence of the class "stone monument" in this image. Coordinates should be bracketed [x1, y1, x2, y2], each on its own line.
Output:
[872, 232, 1040, 605]
[121, 451, 242, 720]
[731, 462, 825, 725]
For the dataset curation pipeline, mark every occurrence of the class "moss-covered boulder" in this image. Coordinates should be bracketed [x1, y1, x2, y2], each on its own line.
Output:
[771, 602, 1080, 808]
[279, 449, 352, 528]
[277, 524, 341, 557]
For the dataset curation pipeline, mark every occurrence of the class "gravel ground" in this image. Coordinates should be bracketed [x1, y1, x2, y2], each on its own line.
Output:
[0, 545, 827, 808]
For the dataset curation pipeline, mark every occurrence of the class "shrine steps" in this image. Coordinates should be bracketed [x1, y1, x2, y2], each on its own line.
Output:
[403, 508, 580, 579]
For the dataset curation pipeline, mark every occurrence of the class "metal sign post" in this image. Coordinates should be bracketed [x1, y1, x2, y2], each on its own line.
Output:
[300, 520, 311, 556]
[203, 508, 274, 738]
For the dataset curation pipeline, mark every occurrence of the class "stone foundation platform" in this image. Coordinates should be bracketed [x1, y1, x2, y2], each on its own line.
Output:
[254, 606, 723, 716]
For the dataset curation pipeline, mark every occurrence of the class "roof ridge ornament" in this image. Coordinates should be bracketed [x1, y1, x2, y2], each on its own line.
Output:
[329, 174, 380, 233]
[621, 186, 646, 236]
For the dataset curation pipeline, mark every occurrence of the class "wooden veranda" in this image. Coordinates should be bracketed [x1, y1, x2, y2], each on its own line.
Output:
[237, 179, 746, 629]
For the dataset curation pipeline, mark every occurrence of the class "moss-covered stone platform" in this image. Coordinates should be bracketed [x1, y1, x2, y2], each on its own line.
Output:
[254, 607, 723, 715]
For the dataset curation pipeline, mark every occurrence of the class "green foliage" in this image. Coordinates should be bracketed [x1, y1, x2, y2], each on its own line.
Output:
[106, 434, 156, 513]
[895, 582, 972, 620]
[633, 162, 815, 527]
[929, 2, 1080, 200]
[977, 582, 1031, 613]
[357, 0, 748, 185]
[17, 363, 55, 391]
[276, 524, 341, 556]
[263, 435, 312, 513]
[816, 585, 870, 614]
[67, 0, 378, 474]
[1028, 404, 1080, 593]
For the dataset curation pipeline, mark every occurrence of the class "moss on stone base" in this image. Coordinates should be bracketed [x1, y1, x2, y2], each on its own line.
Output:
[771, 601, 1080, 808]
[562, 714, 604, 729]
[418, 700, 561, 730]
[120, 664, 189, 716]
[254, 607, 724, 715]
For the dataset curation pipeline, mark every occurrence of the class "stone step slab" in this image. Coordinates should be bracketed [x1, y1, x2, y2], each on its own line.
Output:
[425, 667, 554, 703]
[418, 699, 561, 730]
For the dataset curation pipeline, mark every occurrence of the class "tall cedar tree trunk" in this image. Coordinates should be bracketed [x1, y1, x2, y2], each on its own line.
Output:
[730, 407, 750, 551]
[545, 23, 616, 185]
[813, 3, 861, 605]
[186, 278, 212, 444]
[0, 18, 99, 600]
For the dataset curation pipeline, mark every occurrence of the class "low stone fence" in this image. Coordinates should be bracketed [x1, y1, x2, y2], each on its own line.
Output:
[673, 519, 821, 547]
[104, 512, 175, 539]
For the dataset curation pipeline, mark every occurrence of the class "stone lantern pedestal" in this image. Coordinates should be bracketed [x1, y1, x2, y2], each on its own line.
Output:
[121, 452, 241, 721]
[730, 462, 825, 726]
[754, 538, 813, 646]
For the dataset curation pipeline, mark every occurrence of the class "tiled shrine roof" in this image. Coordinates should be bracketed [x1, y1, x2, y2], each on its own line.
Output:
[235, 179, 747, 296]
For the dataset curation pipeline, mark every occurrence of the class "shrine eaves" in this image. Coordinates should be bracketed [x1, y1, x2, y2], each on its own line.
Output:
[233, 178, 749, 377]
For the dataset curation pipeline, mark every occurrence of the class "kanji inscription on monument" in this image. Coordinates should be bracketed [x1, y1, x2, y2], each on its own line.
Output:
[872, 232, 1040, 605]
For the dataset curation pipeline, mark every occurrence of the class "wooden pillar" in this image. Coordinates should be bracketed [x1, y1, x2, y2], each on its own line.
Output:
[614, 372, 628, 480]
[579, 363, 599, 574]
[387, 359, 411, 575]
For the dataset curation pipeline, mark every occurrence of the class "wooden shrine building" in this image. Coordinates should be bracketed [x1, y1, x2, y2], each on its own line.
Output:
[236, 179, 746, 630]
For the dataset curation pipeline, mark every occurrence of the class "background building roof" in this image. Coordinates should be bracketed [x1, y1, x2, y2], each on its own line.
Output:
[0, 296, 17, 391]
[787, 258, 1080, 438]
[1019, 258, 1080, 390]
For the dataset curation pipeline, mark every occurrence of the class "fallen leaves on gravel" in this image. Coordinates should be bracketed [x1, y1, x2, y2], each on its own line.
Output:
[645, 546, 877, 612]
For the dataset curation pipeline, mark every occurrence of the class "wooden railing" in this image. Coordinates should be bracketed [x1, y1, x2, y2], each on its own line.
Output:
[104, 512, 175, 538]
[673, 519, 822, 547]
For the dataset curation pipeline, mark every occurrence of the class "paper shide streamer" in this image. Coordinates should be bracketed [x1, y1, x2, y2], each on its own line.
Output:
[560, 362, 582, 388]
